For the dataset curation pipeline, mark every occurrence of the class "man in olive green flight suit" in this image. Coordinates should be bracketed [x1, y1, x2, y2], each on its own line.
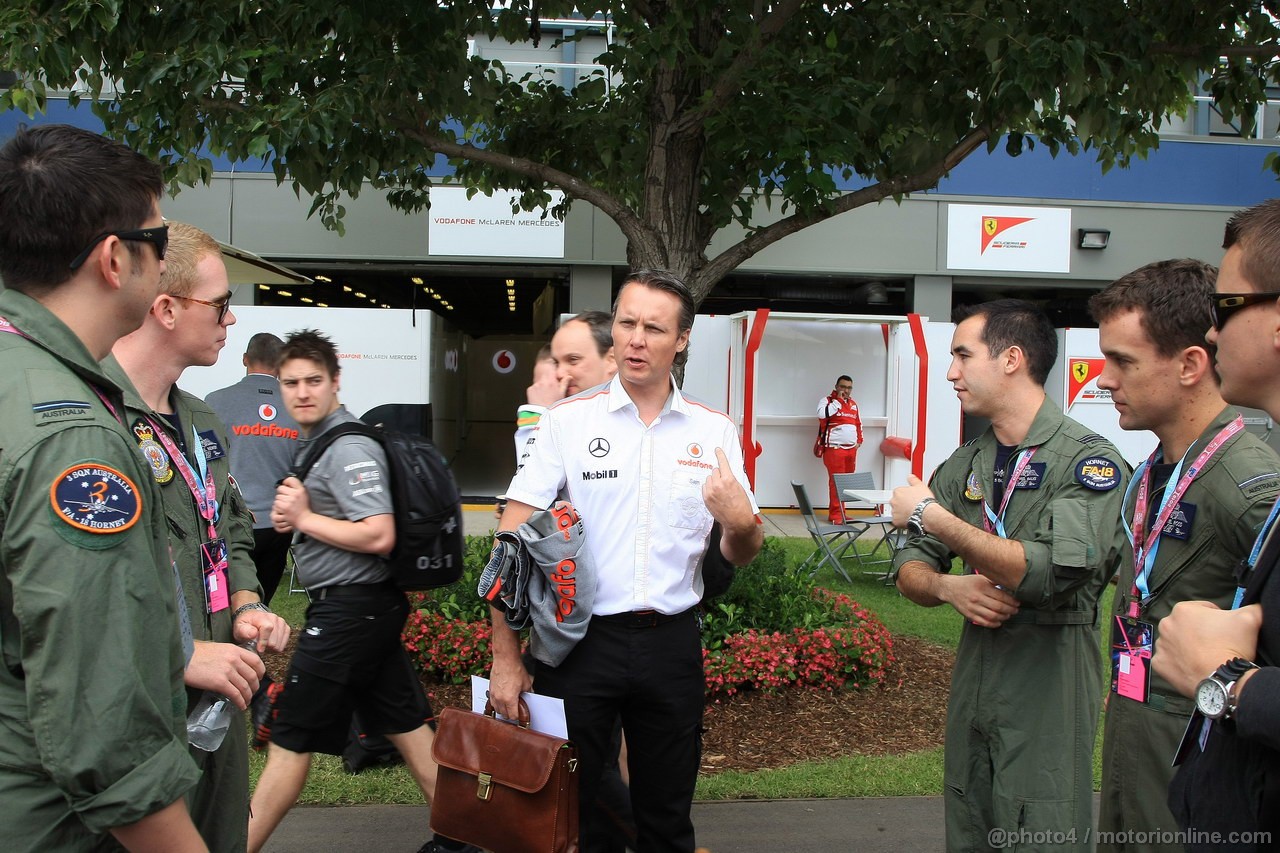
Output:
[892, 300, 1129, 853]
[1090, 260, 1280, 852]
[108, 221, 291, 852]
[0, 125, 206, 850]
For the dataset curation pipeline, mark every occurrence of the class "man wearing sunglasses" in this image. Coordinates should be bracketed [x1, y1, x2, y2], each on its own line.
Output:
[0, 125, 207, 850]
[1154, 199, 1280, 851]
[107, 222, 291, 851]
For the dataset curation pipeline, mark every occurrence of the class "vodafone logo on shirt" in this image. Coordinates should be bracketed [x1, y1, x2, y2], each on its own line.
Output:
[259, 403, 279, 421]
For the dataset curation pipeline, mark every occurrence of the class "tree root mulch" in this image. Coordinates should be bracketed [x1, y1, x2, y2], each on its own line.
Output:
[416, 635, 953, 777]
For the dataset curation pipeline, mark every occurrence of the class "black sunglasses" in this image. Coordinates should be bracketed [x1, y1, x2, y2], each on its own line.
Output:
[1211, 290, 1280, 331]
[68, 225, 169, 270]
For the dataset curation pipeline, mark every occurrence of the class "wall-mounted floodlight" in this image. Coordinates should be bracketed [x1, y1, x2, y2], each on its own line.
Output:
[1077, 228, 1110, 250]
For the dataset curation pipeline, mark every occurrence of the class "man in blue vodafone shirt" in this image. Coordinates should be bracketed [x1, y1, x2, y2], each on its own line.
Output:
[489, 270, 763, 853]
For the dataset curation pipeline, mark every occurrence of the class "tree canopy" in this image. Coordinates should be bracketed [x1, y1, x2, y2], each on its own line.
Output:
[3, 1, 1278, 304]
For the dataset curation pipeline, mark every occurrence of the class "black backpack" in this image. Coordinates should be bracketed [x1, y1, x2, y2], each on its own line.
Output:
[293, 421, 465, 590]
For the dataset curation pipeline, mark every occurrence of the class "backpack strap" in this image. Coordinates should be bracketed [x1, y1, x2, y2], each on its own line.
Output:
[291, 421, 381, 482]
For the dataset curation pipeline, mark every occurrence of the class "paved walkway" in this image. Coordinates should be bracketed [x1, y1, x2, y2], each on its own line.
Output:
[264, 797, 947, 852]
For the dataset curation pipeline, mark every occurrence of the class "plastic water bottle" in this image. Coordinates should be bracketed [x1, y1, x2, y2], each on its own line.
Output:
[187, 640, 257, 752]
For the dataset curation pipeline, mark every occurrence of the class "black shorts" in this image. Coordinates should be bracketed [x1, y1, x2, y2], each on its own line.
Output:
[270, 582, 431, 756]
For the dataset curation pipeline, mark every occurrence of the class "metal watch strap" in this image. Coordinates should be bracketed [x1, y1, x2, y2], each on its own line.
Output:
[233, 601, 271, 619]
[908, 497, 937, 535]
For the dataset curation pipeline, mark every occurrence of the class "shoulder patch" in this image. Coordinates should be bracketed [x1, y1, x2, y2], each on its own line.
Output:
[1075, 433, 1108, 445]
[1239, 472, 1280, 499]
[1075, 456, 1121, 491]
[49, 462, 142, 546]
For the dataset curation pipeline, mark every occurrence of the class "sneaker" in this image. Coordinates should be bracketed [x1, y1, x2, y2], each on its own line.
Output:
[414, 839, 484, 853]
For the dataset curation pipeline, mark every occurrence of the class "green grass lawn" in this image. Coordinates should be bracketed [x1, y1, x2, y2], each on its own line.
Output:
[251, 539, 1117, 803]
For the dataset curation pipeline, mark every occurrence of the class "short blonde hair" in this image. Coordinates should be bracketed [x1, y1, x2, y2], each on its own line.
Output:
[163, 221, 222, 299]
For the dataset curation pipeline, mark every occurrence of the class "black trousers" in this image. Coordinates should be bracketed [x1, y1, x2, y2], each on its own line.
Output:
[252, 526, 293, 604]
[535, 609, 704, 853]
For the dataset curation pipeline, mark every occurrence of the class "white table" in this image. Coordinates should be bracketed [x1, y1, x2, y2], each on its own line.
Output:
[843, 488, 894, 505]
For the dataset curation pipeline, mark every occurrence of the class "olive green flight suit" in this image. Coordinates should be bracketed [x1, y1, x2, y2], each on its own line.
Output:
[104, 357, 262, 853]
[1098, 406, 1280, 853]
[895, 399, 1130, 853]
[0, 290, 199, 851]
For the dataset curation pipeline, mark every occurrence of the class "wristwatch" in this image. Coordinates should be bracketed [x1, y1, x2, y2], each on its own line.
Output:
[233, 601, 271, 619]
[1194, 657, 1259, 720]
[907, 498, 937, 536]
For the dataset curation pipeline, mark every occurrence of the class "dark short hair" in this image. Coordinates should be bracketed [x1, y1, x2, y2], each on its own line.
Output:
[568, 310, 614, 357]
[836, 375, 853, 385]
[279, 329, 340, 378]
[1224, 198, 1280, 293]
[0, 124, 164, 293]
[952, 299, 1058, 386]
[246, 332, 286, 368]
[612, 269, 696, 368]
[1089, 259, 1218, 358]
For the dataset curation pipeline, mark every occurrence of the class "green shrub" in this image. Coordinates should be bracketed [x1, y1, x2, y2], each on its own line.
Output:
[404, 534, 492, 622]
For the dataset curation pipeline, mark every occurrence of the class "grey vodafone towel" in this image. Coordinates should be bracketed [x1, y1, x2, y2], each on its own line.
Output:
[478, 500, 596, 667]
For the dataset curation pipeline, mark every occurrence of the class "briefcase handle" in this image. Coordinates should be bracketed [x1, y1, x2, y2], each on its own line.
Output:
[483, 697, 532, 729]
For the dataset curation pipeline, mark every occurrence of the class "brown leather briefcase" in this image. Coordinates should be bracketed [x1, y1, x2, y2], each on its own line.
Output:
[430, 700, 579, 853]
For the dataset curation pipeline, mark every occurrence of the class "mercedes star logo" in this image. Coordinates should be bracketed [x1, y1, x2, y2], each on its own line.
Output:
[589, 437, 611, 458]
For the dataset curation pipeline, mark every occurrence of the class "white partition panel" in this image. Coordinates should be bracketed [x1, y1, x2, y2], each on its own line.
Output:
[182, 306, 433, 420]
[727, 312, 918, 508]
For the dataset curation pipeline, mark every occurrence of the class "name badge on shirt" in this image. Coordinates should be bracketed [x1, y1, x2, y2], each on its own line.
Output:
[201, 537, 230, 614]
[1013, 462, 1047, 490]
[1161, 501, 1196, 541]
[198, 429, 227, 462]
[1110, 614, 1153, 704]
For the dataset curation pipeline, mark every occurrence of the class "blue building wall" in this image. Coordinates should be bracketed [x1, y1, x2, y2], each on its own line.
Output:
[4, 97, 1278, 209]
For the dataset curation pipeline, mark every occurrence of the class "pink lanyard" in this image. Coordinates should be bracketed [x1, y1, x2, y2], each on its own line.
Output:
[1127, 416, 1243, 614]
[0, 314, 121, 423]
[146, 415, 219, 540]
[981, 448, 1038, 538]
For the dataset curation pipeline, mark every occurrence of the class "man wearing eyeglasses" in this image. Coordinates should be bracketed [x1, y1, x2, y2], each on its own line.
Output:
[0, 125, 207, 850]
[1153, 199, 1280, 851]
[816, 375, 863, 523]
[107, 222, 291, 852]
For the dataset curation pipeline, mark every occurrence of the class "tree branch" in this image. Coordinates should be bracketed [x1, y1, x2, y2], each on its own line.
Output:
[698, 126, 993, 285]
[1149, 42, 1280, 59]
[400, 122, 656, 247]
[669, 0, 809, 137]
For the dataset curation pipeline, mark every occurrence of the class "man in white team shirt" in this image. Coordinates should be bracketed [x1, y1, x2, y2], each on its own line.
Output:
[488, 270, 762, 853]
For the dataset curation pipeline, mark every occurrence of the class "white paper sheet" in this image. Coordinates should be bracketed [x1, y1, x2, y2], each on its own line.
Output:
[469, 675, 569, 739]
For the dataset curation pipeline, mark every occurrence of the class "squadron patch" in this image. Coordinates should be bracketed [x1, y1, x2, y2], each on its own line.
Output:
[49, 462, 142, 546]
[1075, 456, 1121, 491]
[964, 471, 984, 501]
[133, 421, 173, 484]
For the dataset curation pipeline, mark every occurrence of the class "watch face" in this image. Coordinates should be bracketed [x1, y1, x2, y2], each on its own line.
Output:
[1196, 678, 1228, 718]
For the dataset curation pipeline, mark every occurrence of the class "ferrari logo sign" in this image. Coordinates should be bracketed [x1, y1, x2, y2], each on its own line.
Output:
[1067, 357, 1108, 407]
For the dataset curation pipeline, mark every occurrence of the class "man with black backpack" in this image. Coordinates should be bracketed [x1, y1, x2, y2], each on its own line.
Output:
[246, 329, 476, 853]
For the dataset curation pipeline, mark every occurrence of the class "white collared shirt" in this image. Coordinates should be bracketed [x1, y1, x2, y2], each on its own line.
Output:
[506, 375, 759, 616]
